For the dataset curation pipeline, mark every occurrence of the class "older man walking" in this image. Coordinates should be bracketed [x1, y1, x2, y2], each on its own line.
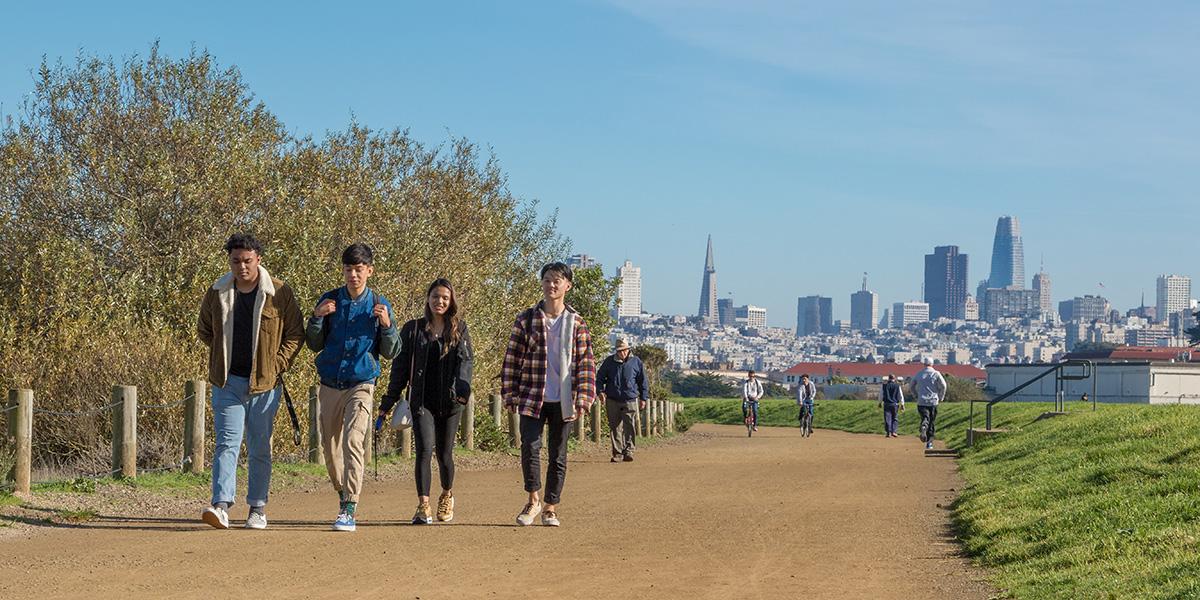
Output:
[596, 339, 647, 462]
[911, 357, 947, 450]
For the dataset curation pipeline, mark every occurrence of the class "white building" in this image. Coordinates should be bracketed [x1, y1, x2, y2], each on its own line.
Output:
[987, 361, 1200, 404]
[567, 253, 597, 270]
[735, 304, 767, 329]
[892, 301, 930, 328]
[1157, 274, 1191, 324]
[615, 260, 642, 318]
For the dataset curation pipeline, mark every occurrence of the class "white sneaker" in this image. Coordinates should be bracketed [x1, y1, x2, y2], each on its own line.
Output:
[202, 506, 229, 529]
[541, 510, 560, 527]
[516, 501, 542, 526]
[244, 511, 268, 530]
[332, 512, 356, 532]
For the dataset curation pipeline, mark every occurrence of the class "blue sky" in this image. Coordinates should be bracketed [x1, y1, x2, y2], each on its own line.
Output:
[2, 1, 1197, 326]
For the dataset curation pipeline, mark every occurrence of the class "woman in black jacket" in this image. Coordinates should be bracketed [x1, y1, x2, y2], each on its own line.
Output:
[380, 278, 473, 524]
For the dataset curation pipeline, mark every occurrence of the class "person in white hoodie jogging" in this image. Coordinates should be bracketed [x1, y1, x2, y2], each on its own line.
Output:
[742, 371, 765, 432]
[911, 357, 947, 450]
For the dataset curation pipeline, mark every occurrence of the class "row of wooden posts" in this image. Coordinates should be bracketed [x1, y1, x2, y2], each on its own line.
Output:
[3, 382, 685, 495]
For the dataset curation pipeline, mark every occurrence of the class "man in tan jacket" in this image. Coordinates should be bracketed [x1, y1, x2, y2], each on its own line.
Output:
[197, 234, 304, 530]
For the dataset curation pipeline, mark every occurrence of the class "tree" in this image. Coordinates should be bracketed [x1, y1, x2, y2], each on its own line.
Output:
[632, 345, 670, 400]
[672, 372, 736, 398]
[1070, 341, 1117, 354]
[565, 265, 619, 357]
[0, 45, 565, 466]
[944, 375, 985, 403]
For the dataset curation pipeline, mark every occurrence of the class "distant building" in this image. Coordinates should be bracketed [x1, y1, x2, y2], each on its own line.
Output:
[879, 309, 891, 330]
[697, 235, 718, 324]
[924, 246, 969, 319]
[717, 298, 736, 327]
[1061, 295, 1111, 324]
[964, 295, 980, 321]
[1126, 326, 1172, 347]
[735, 304, 767, 330]
[850, 273, 879, 331]
[615, 260, 642, 318]
[983, 287, 1039, 323]
[566, 253, 597, 270]
[1032, 271, 1052, 321]
[1157, 275, 1191, 324]
[988, 216, 1025, 289]
[796, 296, 833, 336]
[891, 301, 930, 328]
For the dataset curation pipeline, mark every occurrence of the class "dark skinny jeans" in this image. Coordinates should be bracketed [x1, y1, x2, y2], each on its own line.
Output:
[413, 404, 464, 497]
[520, 402, 573, 505]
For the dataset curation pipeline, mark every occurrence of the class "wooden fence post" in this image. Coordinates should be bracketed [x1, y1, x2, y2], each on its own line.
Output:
[591, 401, 602, 443]
[111, 385, 137, 479]
[574, 412, 584, 441]
[508, 410, 521, 448]
[308, 385, 324, 465]
[641, 402, 650, 437]
[651, 400, 659, 436]
[183, 380, 206, 473]
[490, 393, 503, 428]
[461, 393, 475, 450]
[9, 389, 32, 494]
[401, 428, 413, 460]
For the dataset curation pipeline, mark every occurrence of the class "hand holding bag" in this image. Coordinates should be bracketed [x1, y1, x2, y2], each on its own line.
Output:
[388, 323, 417, 431]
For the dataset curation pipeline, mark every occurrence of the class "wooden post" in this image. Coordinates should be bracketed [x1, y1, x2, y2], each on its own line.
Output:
[111, 385, 137, 479]
[641, 402, 650, 437]
[308, 385, 323, 465]
[650, 399, 659, 436]
[461, 393, 475, 450]
[573, 413, 584, 441]
[590, 401, 602, 443]
[9, 389, 32, 494]
[508, 410, 521, 448]
[490, 393, 503, 428]
[183, 380, 206, 473]
[400, 427, 413, 460]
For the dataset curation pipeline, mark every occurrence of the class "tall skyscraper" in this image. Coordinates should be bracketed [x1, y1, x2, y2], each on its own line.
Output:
[697, 235, 718, 324]
[615, 260, 642, 318]
[717, 298, 735, 326]
[796, 296, 833, 337]
[988, 216, 1025, 290]
[924, 246, 969, 320]
[1156, 274, 1191, 324]
[1032, 271, 1052, 321]
[850, 273, 879, 331]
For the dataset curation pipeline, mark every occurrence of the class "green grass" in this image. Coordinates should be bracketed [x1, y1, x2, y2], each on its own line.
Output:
[680, 397, 1200, 598]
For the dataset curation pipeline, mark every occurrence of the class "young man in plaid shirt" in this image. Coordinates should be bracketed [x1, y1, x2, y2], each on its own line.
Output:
[502, 262, 596, 527]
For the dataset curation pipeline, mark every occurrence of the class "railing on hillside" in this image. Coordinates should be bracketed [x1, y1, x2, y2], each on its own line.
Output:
[969, 359, 1096, 432]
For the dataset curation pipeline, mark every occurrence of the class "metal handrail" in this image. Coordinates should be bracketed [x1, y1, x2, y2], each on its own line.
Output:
[968, 359, 1095, 432]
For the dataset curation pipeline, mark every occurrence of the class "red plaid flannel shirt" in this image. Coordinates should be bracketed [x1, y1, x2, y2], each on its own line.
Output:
[501, 302, 596, 418]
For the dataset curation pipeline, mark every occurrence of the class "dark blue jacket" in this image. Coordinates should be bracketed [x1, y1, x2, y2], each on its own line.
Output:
[881, 381, 904, 406]
[305, 287, 400, 389]
[596, 354, 647, 401]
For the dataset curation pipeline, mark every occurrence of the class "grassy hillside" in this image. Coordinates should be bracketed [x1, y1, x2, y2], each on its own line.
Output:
[679, 398, 1200, 599]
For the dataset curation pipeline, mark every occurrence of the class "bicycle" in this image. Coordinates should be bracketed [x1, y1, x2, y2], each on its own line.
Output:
[743, 399, 758, 437]
[798, 403, 814, 438]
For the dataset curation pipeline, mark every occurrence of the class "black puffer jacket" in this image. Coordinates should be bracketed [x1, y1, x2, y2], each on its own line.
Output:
[380, 319, 473, 416]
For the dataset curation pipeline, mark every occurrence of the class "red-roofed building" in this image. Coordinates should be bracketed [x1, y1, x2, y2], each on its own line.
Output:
[775, 362, 986, 386]
[1063, 346, 1200, 363]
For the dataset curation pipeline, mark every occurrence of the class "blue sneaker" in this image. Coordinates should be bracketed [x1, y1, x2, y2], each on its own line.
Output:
[332, 512, 356, 532]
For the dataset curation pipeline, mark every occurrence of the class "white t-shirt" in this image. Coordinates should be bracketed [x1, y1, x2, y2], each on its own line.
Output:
[544, 313, 565, 403]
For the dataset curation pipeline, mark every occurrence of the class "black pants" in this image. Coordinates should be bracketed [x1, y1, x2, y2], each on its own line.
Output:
[413, 404, 463, 497]
[520, 402, 573, 505]
[918, 405, 938, 442]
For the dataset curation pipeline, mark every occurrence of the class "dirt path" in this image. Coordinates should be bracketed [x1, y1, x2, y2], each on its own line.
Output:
[1, 425, 994, 599]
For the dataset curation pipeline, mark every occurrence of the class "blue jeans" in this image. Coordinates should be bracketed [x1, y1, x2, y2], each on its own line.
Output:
[211, 375, 281, 507]
[883, 404, 899, 435]
[742, 400, 759, 425]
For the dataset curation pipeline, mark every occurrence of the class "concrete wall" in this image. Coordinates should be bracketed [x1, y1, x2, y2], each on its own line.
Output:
[986, 362, 1200, 404]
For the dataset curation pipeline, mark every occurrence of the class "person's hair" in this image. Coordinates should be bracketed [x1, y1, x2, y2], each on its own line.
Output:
[341, 243, 374, 266]
[748, 370, 756, 376]
[540, 262, 573, 283]
[224, 233, 263, 255]
[800, 373, 809, 379]
[887, 374, 896, 381]
[423, 278, 461, 355]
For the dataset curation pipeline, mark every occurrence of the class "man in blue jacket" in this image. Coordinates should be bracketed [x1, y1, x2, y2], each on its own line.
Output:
[595, 339, 646, 462]
[306, 243, 401, 531]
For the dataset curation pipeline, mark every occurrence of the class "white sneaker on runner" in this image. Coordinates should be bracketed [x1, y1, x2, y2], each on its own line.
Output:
[244, 511, 268, 530]
[516, 501, 542, 526]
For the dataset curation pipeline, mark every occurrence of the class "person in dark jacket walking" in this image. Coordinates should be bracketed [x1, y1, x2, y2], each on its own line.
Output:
[878, 374, 905, 438]
[306, 244, 401, 532]
[596, 339, 646, 462]
[379, 278, 473, 525]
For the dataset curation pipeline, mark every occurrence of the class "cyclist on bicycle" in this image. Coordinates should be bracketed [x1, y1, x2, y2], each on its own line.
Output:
[742, 370, 764, 432]
[796, 374, 817, 434]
